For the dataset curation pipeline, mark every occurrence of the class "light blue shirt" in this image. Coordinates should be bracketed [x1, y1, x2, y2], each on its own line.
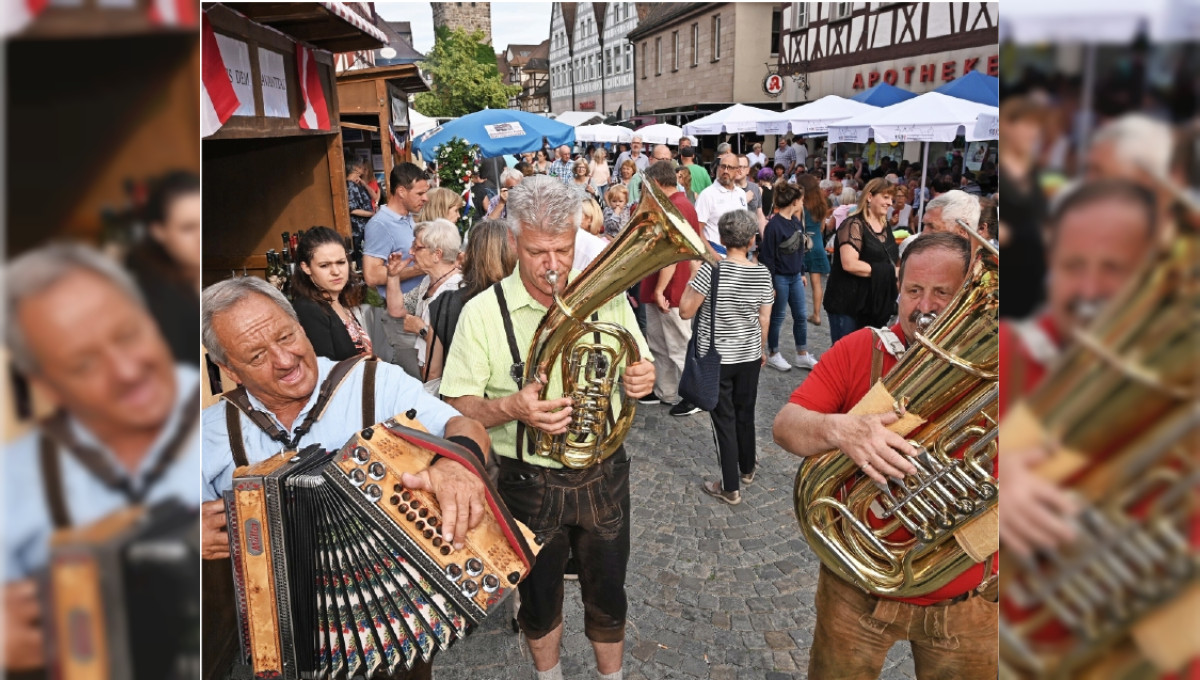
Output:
[4, 365, 202, 581]
[201, 357, 461, 501]
[363, 205, 420, 297]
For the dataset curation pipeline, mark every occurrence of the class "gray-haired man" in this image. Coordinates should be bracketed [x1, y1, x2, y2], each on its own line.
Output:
[4, 243, 202, 675]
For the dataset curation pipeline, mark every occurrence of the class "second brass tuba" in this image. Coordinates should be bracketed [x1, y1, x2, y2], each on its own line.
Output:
[794, 230, 1000, 598]
[523, 177, 715, 469]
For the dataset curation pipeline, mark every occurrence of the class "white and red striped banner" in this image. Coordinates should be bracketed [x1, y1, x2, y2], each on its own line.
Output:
[201, 12, 240, 138]
[297, 44, 331, 131]
[2, 0, 47, 38]
[148, 0, 197, 27]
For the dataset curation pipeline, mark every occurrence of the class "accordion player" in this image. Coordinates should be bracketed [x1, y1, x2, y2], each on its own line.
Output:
[224, 412, 541, 679]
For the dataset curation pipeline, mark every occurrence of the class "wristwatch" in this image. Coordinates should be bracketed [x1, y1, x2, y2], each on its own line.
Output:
[418, 326, 428, 339]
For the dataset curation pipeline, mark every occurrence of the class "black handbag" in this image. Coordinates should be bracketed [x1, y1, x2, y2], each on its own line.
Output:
[678, 264, 723, 412]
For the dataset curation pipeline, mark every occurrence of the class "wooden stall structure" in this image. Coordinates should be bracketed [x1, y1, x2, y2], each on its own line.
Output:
[201, 2, 387, 284]
[336, 64, 430, 185]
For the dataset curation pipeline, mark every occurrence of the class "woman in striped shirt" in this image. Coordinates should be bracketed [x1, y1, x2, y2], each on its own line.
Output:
[680, 209, 775, 506]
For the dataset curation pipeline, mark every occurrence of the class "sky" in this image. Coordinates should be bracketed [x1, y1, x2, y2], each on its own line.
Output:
[375, 2, 554, 56]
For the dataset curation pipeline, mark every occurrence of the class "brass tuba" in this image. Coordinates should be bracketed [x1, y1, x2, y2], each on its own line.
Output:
[794, 229, 1000, 598]
[998, 192, 1199, 679]
[523, 176, 715, 469]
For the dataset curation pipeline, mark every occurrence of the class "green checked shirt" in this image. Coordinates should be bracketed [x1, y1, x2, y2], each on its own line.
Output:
[438, 264, 651, 469]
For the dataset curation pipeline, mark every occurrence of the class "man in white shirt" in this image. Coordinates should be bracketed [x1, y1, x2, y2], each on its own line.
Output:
[613, 135, 650, 173]
[693, 152, 748, 256]
[792, 137, 809, 171]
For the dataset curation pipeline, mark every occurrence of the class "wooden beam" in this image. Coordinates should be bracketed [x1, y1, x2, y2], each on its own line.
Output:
[340, 121, 379, 132]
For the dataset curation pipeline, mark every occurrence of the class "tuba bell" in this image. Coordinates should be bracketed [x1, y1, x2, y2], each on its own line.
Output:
[794, 229, 1000, 598]
[523, 176, 715, 469]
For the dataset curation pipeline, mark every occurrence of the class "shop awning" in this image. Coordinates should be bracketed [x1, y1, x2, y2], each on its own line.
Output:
[221, 2, 387, 53]
[336, 62, 429, 93]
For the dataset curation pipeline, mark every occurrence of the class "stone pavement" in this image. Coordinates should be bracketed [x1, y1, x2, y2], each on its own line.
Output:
[434, 305, 917, 680]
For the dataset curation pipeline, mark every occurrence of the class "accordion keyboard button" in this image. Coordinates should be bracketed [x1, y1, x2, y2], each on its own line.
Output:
[508, 572, 521, 585]
[349, 468, 366, 486]
[465, 558, 484, 577]
[440, 545, 452, 556]
[423, 529, 434, 540]
[406, 511, 417, 522]
[368, 462, 386, 480]
[428, 517, 439, 528]
[461, 579, 479, 597]
[432, 537, 443, 548]
[418, 508, 429, 519]
[410, 499, 422, 510]
[389, 495, 401, 506]
[401, 490, 413, 502]
[482, 574, 501, 593]
[364, 484, 383, 502]
[446, 564, 463, 581]
[352, 446, 370, 464]
[362, 427, 374, 440]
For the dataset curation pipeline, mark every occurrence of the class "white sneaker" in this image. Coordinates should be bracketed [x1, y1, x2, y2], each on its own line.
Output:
[793, 353, 819, 370]
[766, 352, 792, 371]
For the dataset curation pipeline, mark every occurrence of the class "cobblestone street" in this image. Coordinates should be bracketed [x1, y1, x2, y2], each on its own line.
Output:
[435, 307, 917, 679]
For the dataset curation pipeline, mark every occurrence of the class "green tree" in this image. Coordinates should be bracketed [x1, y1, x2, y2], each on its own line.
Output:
[414, 27, 519, 117]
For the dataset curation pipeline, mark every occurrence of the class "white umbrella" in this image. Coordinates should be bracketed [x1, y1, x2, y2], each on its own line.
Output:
[635, 123, 685, 145]
[553, 110, 606, 127]
[682, 103, 783, 136]
[757, 95, 882, 178]
[576, 123, 634, 144]
[408, 108, 439, 138]
[974, 113, 1000, 140]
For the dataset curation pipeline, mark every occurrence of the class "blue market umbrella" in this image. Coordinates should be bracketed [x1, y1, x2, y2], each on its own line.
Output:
[850, 83, 919, 107]
[412, 108, 575, 160]
[932, 71, 1000, 107]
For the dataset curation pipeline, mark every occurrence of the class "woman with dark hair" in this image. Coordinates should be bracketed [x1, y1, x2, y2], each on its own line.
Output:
[533, 148, 550, 174]
[125, 170, 200, 364]
[759, 181, 817, 373]
[290, 226, 372, 360]
[796, 174, 831, 325]
[823, 177, 899, 343]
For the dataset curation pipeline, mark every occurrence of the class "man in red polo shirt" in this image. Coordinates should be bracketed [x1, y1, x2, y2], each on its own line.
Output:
[773, 232, 996, 679]
[999, 180, 1157, 558]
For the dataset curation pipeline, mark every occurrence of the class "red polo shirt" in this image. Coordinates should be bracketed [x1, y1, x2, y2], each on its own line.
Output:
[639, 191, 702, 307]
[997, 313, 1061, 418]
[789, 323, 998, 605]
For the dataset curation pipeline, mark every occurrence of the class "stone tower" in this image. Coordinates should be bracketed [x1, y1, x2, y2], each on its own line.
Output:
[431, 2, 492, 45]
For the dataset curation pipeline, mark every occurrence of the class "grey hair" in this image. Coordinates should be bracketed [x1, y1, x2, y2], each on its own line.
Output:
[631, 135, 643, 144]
[6, 242, 146, 376]
[417, 218, 462, 263]
[925, 190, 982, 230]
[505, 174, 582, 237]
[717, 209, 759, 249]
[202, 277, 298, 366]
[500, 167, 524, 187]
[1091, 113, 1174, 178]
[717, 142, 731, 154]
[819, 179, 837, 192]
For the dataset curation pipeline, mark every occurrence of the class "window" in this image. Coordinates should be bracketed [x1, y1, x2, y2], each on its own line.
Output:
[830, 2, 852, 21]
[606, 50, 613, 76]
[791, 3, 808, 28]
[672, 30, 679, 70]
[625, 44, 632, 72]
[655, 36, 661, 75]
[711, 15, 721, 60]
[641, 41, 647, 79]
[771, 7, 782, 55]
[692, 23, 699, 66]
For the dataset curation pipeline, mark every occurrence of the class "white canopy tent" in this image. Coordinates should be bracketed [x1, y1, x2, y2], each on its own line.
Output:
[575, 123, 634, 144]
[635, 123, 686, 145]
[682, 103, 783, 152]
[553, 111, 606, 127]
[827, 91, 999, 226]
[408, 108, 439, 138]
[757, 95, 882, 178]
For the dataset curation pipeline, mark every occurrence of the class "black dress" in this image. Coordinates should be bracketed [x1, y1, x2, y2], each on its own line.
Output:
[823, 213, 898, 328]
[125, 241, 199, 366]
[292, 296, 361, 361]
[998, 164, 1048, 319]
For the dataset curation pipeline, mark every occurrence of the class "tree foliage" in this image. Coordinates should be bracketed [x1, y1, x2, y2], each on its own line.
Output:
[413, 27, 519, 118]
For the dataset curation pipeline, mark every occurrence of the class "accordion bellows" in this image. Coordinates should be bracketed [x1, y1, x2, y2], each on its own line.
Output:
[226, 414, 540, 679]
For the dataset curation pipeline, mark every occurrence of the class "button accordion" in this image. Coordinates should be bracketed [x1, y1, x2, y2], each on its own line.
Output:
[225, 414, 540, 679]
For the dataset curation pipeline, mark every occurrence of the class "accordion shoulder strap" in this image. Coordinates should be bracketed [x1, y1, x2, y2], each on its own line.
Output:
[39, 433, 71, 529]
[361, 357, 377, 429]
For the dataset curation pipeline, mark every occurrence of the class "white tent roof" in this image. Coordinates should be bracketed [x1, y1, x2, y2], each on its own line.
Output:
[576, 123, 634, 144]
[408, 108, 438, 137]
[756, 95, 880, 135]
[682, 104, 782, 136]
[553, 111, 606, 127]
[998, 0, 1181, 43]
[827, 92, 999, 144]
[635, 123, 685, 145]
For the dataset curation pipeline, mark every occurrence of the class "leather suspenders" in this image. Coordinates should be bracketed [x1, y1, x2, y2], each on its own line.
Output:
[38, 390, 202, 529]
[223, 355, 377, 467]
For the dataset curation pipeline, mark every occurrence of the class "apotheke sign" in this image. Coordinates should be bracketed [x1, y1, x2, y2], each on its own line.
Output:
[852, 55, 998, 90]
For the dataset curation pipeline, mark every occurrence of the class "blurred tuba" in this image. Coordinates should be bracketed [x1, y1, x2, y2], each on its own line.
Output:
[523, 176, 715, 469]
[998, 191, 1200, 680]
[794, 229, 1000, 598]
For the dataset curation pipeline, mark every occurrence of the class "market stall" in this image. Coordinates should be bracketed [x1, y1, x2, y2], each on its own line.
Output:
[336, 63, 430, 186]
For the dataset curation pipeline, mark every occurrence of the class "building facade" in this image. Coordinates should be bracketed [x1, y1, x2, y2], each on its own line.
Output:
[549, 2, 638, 117]
[432, 1, 492, 44]
[777, 2, 999, 105]
[501, 42, 551, 112]
[627, 2, 782, 119]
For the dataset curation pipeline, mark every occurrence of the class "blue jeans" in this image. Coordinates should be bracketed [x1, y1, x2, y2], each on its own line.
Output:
[768, 272, 808, 354]
[828, 313, 859, 345]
